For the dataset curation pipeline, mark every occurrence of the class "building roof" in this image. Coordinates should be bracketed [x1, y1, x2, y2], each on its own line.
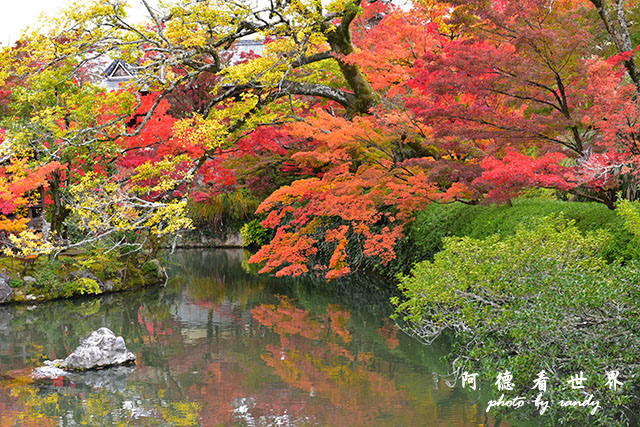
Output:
[104, 60, 134, 79]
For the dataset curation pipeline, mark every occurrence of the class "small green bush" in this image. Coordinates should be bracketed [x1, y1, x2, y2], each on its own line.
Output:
[9, 278, 23, 288]
[240, 219, 270, 247]
[75, 250, 122, 281]
[617, 198, 640, 237]
[60, 278, 101, 298]
[141, 261, 159, 276]
[141, 260, 162, 284]
[33, 260, 62, 296]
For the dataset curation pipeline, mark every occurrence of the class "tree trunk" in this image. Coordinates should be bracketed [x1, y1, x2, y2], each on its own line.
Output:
[49, 171, 70, 240]
[590, 0, 640, 91]
[325, 3, 378, 115]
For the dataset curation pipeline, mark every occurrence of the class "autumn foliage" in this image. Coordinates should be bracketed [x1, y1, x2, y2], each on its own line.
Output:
[1, 0, 640, 276]
[249, 0, 640, 278]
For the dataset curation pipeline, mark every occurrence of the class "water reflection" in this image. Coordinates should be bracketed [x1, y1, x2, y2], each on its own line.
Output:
[0, 249, 502, 426]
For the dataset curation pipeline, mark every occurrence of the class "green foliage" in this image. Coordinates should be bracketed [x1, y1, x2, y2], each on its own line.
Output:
[188, 191, 261, 233]
[124, 263, 148, 288]
[396, 198, 640, 275]
[240, 219, 269, 247]
[393, 217, 640, 425]
[33, 260, 62, 296]
[9, 278, 23, 288]
[60, 278, 101, 298]
[141, 261, 159, 277]
[74, 248, 123, 281]
[3, 248, 160, 300]
[141, 260, 162, 284]
[616, 198, 640, 238]
[395, 215, 612, 325]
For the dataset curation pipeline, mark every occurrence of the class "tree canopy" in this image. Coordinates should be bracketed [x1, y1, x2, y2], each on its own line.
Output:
[1, 0, 640, 277]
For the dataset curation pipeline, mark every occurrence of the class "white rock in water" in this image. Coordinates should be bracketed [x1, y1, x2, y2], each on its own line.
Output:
[60, 327, 136, 371]
[32, 360, 67, 379]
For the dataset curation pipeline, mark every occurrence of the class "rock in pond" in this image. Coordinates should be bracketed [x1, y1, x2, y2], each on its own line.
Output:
[33, 327, 136, 379]
[32, 360, 67, 380]
[61, 327, 136, 371]
[0, 270, 13, 304]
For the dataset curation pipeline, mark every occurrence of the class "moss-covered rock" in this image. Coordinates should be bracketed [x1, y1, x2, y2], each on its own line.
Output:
[0, 271, 13, 303]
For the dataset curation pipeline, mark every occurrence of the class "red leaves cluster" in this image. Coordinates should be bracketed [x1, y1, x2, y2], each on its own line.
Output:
[573, 57, 640, 190]
[474, 148, 574, 202]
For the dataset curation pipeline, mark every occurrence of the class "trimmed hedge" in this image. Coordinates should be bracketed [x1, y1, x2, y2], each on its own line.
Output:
[393, 198, 640, 276]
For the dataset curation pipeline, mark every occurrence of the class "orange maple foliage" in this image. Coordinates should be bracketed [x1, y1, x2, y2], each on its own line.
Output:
[250, 108, 470, 279]
[0, 156, 64, 234]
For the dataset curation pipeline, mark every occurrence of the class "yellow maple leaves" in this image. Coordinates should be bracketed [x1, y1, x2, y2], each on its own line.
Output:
[69, 172, 193, 239]
[4, 230, 54, 257]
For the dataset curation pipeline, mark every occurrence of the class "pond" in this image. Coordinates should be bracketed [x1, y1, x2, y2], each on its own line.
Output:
[0, 249, 505, 426]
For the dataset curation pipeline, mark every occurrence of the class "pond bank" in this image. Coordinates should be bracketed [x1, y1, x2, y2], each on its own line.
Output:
[0, 253, 165, 305]
[167, 230, 243, 249]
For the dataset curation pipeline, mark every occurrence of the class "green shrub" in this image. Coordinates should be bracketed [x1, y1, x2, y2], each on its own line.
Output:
[240, 219, 270, 247]
[9, 278, 23, 288]
[33, 260, 62, 296]
[60, 278, 101, 298]
[89, 253, 122, 281]
[141, 260, 161, 284]
[393, 216, 640, 426]
[617, 198, 640, 237]
[141, 260, 159, 276]
[125, 264, 147, 288]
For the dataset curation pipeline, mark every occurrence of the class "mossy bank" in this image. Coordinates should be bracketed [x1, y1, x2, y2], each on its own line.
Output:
[0, 252, 166, 305]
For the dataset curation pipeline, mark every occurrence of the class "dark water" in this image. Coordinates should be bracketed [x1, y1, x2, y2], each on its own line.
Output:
[0, 249, 501, 426]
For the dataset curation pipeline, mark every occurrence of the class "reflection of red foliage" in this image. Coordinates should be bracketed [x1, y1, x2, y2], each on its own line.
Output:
[137, 308, 172, 336]
[376, 319, 399, 349]
[327, 304, 352, 344]
[1, 290, 498, 427]
[251, 298, 426, 426]
[252, 296, 323, 340]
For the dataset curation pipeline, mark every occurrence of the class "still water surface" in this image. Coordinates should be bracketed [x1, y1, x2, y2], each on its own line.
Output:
[0, 249, 503, 426]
